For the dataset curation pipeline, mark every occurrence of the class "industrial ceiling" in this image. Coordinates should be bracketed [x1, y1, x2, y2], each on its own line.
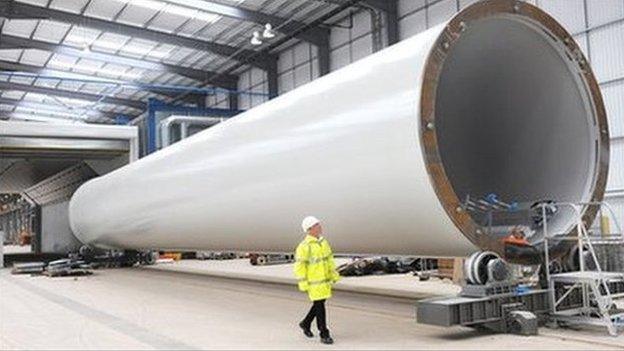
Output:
[0, 0, 390, 124]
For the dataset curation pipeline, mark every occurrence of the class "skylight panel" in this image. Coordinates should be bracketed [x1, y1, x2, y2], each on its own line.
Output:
[63, 27, 102, 49]
[1, 19, 39, 38]
[114, 0, 221, 24]
[91, 33, 131, 53]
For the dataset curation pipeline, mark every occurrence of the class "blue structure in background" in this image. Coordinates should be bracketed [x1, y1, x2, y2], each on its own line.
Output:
[115, 115, 130, 125]
[146, 98, 243, 154]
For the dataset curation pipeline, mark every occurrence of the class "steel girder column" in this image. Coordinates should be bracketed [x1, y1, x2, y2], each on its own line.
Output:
[225, 80, 239, 110]
[363, 0, 399, 45]
[316, 30, 332, 76]
[229, 92, 239, 110]
[115, 115, 130, 125]
[267, 57, 279, 99]
[31, 205, 41, 253]
[268, 28, 329, 98]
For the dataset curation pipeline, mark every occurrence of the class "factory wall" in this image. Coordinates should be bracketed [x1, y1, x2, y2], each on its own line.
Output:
[231, 0, 624, 230]
[237, 67, 269, 109]
[205, 90, 230, 109]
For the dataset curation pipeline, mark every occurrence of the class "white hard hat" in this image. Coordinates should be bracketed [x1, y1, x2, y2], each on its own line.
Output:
[301, 216, 320, 232]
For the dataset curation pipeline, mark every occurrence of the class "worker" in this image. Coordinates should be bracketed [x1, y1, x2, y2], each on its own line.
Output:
[503, 226, 530, 246]
[294, 216, 340, 345]
[501, 226, 532, 258]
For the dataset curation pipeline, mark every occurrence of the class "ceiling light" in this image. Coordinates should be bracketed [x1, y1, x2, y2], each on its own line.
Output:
[251, 31, 263, 46]
[262, 23, 275, 39]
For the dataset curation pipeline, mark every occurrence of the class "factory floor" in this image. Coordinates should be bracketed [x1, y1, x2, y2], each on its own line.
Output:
[1, 261, 623, 350]
[144, 258, 462, 299]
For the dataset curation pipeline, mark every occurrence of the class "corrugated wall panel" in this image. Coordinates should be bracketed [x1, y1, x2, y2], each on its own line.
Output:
[602, 81, 624, 138]
[352, 11, 372, 38]
[294, 63, 311, 88]
[605, 197, 624, 235]
[330, 45, 351, 71]
[588, 0, 624, 28]
[589, 22, 624, 83]
[278, 70, 294, 94]
[351, 35, 373, 62]
[573, 33, 589, 57]
[233, 0, 624, 166]
[237, 67, 268, 109]
[427, 0, 458, 28]
[607, 140, 624, 191]
[399, 0, 426, 15]
[538, 0, 586, 33]
[278, 42, 317, 94]
[399, 9, 426, 39]
[460, 0, 482, 10]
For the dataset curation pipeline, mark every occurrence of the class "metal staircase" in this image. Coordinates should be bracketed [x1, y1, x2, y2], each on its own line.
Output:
[543, 202, 624, 336]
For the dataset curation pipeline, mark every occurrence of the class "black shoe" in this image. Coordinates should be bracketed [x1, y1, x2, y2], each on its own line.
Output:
[298, 322, 314, 338]
[320, 336, 334, 345]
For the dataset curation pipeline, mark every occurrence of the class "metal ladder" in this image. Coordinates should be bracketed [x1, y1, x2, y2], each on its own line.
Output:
[543, 202, 624, 336]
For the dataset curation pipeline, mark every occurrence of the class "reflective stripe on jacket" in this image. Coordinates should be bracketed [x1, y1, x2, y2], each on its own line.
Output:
[293, 235, 341, 301]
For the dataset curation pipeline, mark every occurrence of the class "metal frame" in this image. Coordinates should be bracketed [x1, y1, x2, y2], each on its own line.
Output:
[361, 0, 399, 45]
[542, 202, 624, 336]
[0, 80, 145, 111]
[183, 0, 331, 56]
[0, 1, 271, 70]
[0, 97, 120, 121]
[231, 0, 366, 101]
[145, 98, 242, 154]
[0, 0, 354, 113]
[0, 34, 239, 89]
[0, 60, 182, 100]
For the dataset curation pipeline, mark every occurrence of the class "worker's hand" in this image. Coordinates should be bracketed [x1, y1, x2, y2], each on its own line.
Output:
[298, 281, 309, 292]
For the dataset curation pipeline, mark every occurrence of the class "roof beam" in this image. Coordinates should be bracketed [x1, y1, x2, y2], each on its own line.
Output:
[361, 0, 399, 45]
[0, 34, 238, 88]
[0, 80, 146, 110]
[0, 97, 119, 120]
[0, 59, 187, 99]
[0, 1, 274, 70]
[0, 60, 225, 107]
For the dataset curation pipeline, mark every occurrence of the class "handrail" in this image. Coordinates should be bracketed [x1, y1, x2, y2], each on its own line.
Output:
[540, 201, 620, 310]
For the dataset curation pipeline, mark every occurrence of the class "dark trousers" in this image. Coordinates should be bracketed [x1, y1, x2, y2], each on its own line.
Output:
[301, 299, 329, 337]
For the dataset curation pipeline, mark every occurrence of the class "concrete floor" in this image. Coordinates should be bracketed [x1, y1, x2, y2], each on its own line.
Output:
[1, 260, 623, 350]
[146, 258, 462, 299]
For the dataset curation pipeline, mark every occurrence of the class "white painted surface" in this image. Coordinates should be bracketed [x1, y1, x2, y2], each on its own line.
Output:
[0, 120, 137, 140]
[3, 268, 620, 350]
[0, 120, 140, 162]
[70, 22, 477, 256]
[234, 0, 624, 230]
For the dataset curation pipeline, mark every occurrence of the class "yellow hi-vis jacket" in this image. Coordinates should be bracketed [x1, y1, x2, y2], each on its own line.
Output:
[294, 235, 341, 301]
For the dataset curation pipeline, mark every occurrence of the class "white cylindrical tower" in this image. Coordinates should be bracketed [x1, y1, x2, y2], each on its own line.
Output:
[69, 0, 609, 263]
